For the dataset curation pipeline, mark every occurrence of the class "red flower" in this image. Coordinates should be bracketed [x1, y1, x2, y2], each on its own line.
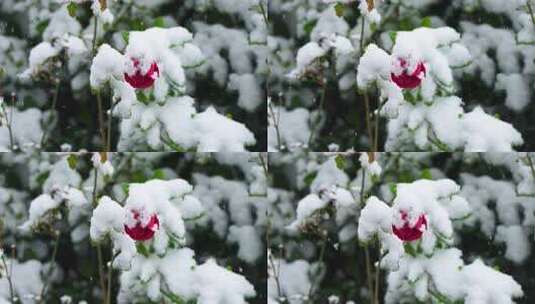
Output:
[392, 211, 427, 242]
[391, 58, 426, 89]
[124, 211, 160, 241]
[124, 58, 160, 89]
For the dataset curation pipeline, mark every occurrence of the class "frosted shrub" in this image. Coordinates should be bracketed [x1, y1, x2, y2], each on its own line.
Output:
[0, 152, 267, 303]
[268, 152, 535, 303]
[267, 0, 534, 151]
[0, 0, 266, 151]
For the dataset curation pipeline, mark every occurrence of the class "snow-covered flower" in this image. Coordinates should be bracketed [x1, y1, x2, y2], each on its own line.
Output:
[391, 58, 426, 89]
[124, 58, 160, 90]
[392, 211, 427, 242]
[124, 209, 160, 241]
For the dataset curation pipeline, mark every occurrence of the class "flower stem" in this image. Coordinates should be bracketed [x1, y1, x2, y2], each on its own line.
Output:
[39, 231, 60, 301]
[527, 1, 535, 27]
[363, 93, 374, 151]
[307, 232, 327, 302]
[106, 101, 116, 152]
[374, 245, 381, 304]
[364, 246, 374, 304]
[308, 77, 328, 146]
[0, 102, 14, 151]
[0, 250, 15, 302]
[91, 168, 107, 303]
[40, 78, 61, 149]
[92, 16, 99, 57]
[106, 249, 117, 304]
[91, 16, 107, 151]
[358, 18, 375, 151]
[96, 92, 107, 151]
[268, 97, 282, 150]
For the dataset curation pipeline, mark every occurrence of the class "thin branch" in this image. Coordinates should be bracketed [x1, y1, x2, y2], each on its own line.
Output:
[307, 232, 328, 302]
[96, 92, 107, 150]
[106, 101, 117, 152]
[40, 78, 61, 149]
[0, 250, 15, 302]
[91, 169, 107, 303]
[106, 250, 118, 304]
[527, 1, 535, 28]
[39, 231, 61, 301]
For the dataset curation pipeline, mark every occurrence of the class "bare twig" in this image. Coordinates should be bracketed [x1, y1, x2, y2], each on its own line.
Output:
[0, 249, 15, 302]
[40, 78, 61, 148]
[39, 231, 61, 302]
[91, 169, 107, 302]
[527, 1, 535, 28]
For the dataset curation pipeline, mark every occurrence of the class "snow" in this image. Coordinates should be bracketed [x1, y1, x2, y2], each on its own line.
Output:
[194, 259, 256, 304]
[89, 26, 256, 151]
[91, 0, 114, 24]
[118, 248, 255, 303]
[495, 225, 530, 264]
[358, 0, 381, 24]
[495, 73, 530, 112]
[310, 157, 350, 193]
[43, 4, 82, 41]
[357, 196, 393, 241]
[359, 152, 382, 176]
[286, 194, 328, 231]
[462, 259, 523, 303]
[0, 259, 49, 304]
[19, 194, 59, 232]
[385, 96, 523, 151]
[268, 106, 311, 152]
[90, 44, 127, 89]
[462, 106, 523, 151]
[90, 196, 136, 270]
[19, 42, 59, 79]
[228, 73, 263, 112]
[91, 153, 115, 177]
[227, 225, 263, 264]
[0, 107, 44, 151]
[386, 248, 523, 304]
[119, 96, 255, 151]
[268, 259, 312, 304]
[289, 42, 326, 78]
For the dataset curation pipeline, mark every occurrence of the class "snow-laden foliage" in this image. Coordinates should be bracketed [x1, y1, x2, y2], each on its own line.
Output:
[268, 152, 535, 303]
[0, 152, 267, 303]
[267, 0, 534, 151]
[0, 0, 266, 151]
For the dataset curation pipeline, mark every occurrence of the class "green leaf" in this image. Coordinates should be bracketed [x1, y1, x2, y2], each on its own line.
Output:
[136, 91, 149, 104]
[67, 154, 78, 169]
[389, 183, 397, 196]
[121, 183, 130, 196]
[36, 172, 50, 187]
[153, 16, 165, 28]
[404, 243, 417, 257]
[36, 20, 50, 36]
[334, 3, 345, 17]
[388, 31, 397, 43]
[129, 18, 146, 31]
[399, 18, 412, 31]
[121, 31, 130, 44]
[152, 169, 165, 179]
[67, 2, 78, 17]
[304, 172, 317, 186]
[421, 16, 432, 28]
[420, 168, 432, 180]
[303, 20, 317, 35]
[335, 155, 346, 170]
[136, 243, 149, 257]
